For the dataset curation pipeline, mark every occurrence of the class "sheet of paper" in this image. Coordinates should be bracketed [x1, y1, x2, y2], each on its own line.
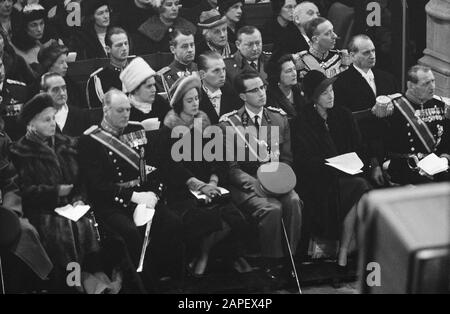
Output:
[55, 204, 91, 222]
[325, 152, 364, 175]
[133, 204, 155, 227]
[141, 118, 161, 131]
[417, 154, 449, 176]
[190, 187, 230, 200]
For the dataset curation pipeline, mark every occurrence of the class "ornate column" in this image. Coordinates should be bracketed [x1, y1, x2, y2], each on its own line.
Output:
[419, 0, 450, 97]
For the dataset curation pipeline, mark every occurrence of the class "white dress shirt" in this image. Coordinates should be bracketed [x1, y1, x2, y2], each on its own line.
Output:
[245, 106, 263, 126]
[354, 65, 377, 96]
[203, 85, 222, 116]
[55, 103, 69, 131]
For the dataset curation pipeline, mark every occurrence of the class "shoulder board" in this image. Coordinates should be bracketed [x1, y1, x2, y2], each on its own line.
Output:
[388, 93, 403, 100]
[83, 125, 99, 135]
[157, 67, 171, 76]
[6, 79, 26, 86]
[219, 110, 238, 123]
[266, 106, 287, 116]
[299, 50, 309, 57]
[262, 51, 272, 56]
[89, 67, 104, 78]
[128, 121, 143, 126]
[433, 95, 450, 105]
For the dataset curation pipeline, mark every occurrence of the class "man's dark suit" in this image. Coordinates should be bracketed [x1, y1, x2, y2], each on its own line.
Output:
[58, 106, 92, 137]
[199, 83, 242, 125]
[333, 65, 399, 161]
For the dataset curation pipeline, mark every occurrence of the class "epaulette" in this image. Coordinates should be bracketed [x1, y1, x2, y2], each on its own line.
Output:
[262, 51, 272, 56]
[157, 66, 171, 76]
[128, 121, 143, 126]
[219, 110, 238, 123]
[89, 67, 104, 78]
[6, 79, 26, 86]
[298, 50, 309, 57]
[83, 125, 99, 135]
[266, 106, 287, 116]
[433, 95, 450, 104]
[388, 93, 403, 100]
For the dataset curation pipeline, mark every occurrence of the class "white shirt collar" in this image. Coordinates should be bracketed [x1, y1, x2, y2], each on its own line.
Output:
[55, 103, 69, 131]
[203, 85, 222, 99]
[354, 64, 375, 80]
[245, 106, 263, 122]
[130, 96, 152, 114]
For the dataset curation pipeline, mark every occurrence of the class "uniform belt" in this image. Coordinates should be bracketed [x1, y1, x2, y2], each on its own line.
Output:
[116, 179, 141, 188]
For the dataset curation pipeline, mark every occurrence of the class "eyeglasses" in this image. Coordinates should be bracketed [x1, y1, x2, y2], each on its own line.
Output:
[245, 84, 267, 94]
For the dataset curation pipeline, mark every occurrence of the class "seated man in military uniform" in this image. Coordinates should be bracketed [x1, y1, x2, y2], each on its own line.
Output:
[155, 29, 198, 100]
[378, 65, 450, 184]
[219, 71, 303, 279]
[0, 57, 28, 140]
[78, 89, 188, 292]
[224, 26, 271, 86]
[86, 27, 131, 109]
[294, 17, 351, 79]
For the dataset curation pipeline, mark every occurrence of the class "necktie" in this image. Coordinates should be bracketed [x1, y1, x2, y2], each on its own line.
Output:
[254, 116, 260, 130]
[250, 62, 257, 70]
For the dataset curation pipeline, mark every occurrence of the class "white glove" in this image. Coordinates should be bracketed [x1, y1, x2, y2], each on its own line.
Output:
[131, 192, 158, 209]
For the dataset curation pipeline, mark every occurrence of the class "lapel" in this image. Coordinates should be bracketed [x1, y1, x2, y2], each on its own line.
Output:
[200, 88, 220, 124]
[350, 65, 376, 100]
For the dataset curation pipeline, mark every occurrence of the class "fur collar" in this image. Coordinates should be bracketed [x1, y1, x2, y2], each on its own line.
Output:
[10, 133, 77, 161]
[164, 109, 211, 131]
[138, 15, 196, 42]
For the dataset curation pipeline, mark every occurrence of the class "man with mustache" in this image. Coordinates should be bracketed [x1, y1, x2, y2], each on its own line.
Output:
[295, 17, 351, 78]
[87, 27, 131, 109]
[156, 29, 198, 95]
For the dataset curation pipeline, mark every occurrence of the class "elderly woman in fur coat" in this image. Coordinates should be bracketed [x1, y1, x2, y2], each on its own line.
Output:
[9, 94, 120, 293]
[163, 74, 251, 277]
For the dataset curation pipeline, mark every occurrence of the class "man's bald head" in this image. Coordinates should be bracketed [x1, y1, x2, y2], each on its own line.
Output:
[348, 35, 376, 70]
[293, 1, 320, 28]
[103, 89, 131, 129]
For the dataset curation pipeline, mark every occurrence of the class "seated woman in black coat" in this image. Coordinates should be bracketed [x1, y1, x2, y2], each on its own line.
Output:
[70, 0, 110, 60]
[291, 70, 371, 271]
[9, 94, 120, 293]
[266, 54, 306, 121]
[163, 74, 251, 277]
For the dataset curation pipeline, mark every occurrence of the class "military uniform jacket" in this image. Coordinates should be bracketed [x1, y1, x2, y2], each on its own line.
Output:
[386, 95, 450, 157]
[296, 49, 350, 78]
[78, 123, 191, 218]
[224, 51, 271, 86]
[155, 60, 198, 94]
[87, 64, 125, 109]
[219, 106, 292, 204]
[0, 79, 28, 141]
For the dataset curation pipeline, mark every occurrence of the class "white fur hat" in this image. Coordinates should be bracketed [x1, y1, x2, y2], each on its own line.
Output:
[120, 57, 156, 93]
[149, 0, 163, 9]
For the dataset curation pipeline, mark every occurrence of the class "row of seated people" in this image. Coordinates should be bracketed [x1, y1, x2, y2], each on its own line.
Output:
[1, 3, 449, 292]
[1, 50, 449, 293]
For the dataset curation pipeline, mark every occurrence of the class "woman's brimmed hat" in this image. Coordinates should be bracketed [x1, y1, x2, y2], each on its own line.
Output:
[169, 73, 201, 107]
[198, 9, 227, 29]
[302, 70, 337, 101]
[20, 93, 56, 126]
